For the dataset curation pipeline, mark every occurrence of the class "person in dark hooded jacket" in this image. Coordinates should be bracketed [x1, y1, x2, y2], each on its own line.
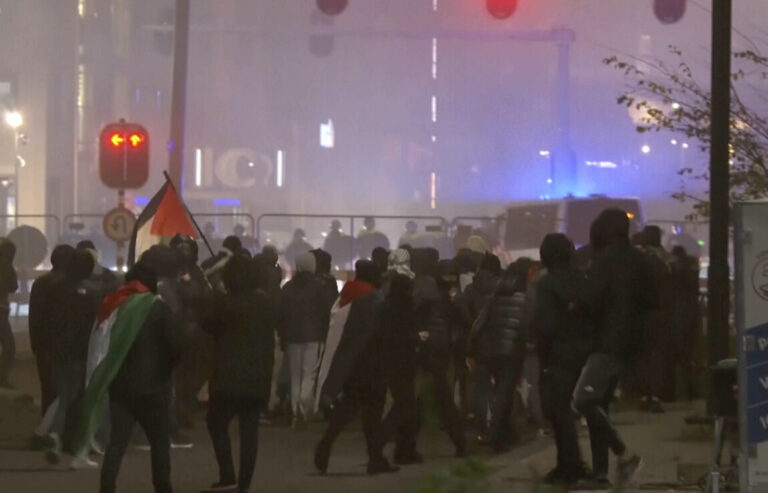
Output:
[100, 261, 179, 493]
[535, 233, 595, 485]
[169, 234, 213, 436]
[314, 260, 398, 476]
[458, 252, 501, 438]
[379, 249, 422, 465]
[202, 254, 275, 493]
[467, 261, 528, 453]
[0, 238, 18, 388]
[44, 249, 100, 463]
[571, 209, 654, 489]
[29, 244, 74, 410]
[412, 248, 467, 457]
[279, 252, 328, 426]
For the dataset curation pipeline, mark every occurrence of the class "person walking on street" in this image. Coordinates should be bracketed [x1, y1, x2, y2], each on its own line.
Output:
[202, 255, 275, 493]
[0, 238, 18, 388]
[466, 261, 528, 454]
[170, 234, 212, 440]
[535, 234, 594, 485]
[458, 253, 502, 439]
[279, 252, 329, 427]
[44, 249, 101, 464]
[380, 249, 422, 465]
[412, 248, 467, 457]
[99, 262, 180, 493]
[572, 209, 654, 489]
[314, 261, 398, 475]
[29, 245, 74, 412]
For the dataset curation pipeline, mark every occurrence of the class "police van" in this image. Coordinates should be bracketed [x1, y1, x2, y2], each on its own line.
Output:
[496, 195, 644, 261]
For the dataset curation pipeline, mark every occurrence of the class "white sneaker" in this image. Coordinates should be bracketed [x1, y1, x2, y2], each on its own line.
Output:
[71, 455, 99, 470]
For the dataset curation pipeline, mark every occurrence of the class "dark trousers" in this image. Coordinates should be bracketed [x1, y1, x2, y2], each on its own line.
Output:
[383, 357, 419, 458]
[101, 392, 172, 493]
[486, 355, 524, 450]
[35, 354, 56, 415]
[319, 378, 387, 465]
[0, 311, 14, 384]
[473, 364, 491, 434]
[417, 347, 465, 448]
[572, 353, 627, 478]
[206, 394, 264, 492]
[541, 366, 583, 474]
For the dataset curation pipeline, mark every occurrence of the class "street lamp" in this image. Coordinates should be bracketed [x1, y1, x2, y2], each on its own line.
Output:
[4, 111, 22, 129]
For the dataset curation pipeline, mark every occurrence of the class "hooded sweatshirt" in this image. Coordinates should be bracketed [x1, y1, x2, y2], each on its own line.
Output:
[589, 209, 656, 360]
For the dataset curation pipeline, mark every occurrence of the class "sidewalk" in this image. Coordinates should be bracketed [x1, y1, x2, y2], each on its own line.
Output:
[485, 402, 717, 492]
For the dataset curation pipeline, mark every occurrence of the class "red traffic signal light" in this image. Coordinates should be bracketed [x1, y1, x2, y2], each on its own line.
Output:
[487, 0, 518, 19]
[110, 133, 125, 148]
[317, 0, 348, 16]
[654, 0, 686, 24]
[99, 122, 150, 189]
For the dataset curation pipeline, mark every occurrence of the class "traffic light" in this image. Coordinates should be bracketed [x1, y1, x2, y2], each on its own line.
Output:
[99, 121, 150, 189]
[317, 0, 348, 16]
[654, 0, 686, 24]
[486, 0, 518, 19]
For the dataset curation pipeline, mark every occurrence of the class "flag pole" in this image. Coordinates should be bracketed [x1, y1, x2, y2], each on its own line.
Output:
[162, 171, 216, 258]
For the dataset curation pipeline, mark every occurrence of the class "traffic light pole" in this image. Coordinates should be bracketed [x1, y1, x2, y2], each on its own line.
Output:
[168, 0, 191, 193]
[707, 0, 732, 368]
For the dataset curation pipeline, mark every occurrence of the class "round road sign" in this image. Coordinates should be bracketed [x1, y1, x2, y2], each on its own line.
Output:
[103, 207, 137, 243]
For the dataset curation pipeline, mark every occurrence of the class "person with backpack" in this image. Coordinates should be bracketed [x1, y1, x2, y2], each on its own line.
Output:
[467, 260, 528, 453]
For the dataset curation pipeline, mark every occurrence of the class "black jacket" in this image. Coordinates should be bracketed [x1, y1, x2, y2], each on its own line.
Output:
[471, 277, 526, 360]
[458, 270, 499, 329]
[590, 241, 656, 360]
[48, 278, 102, 365]
[535, 268, 596, 371]
[205, 291, 275, 400]
[381, 272, 418, 360]
[28, 270, 64, 356]
[111, 299, 179, 399]
[413, 276, 460, 350]
[279, 272, 329, 345]
[317, 273, 340, 314]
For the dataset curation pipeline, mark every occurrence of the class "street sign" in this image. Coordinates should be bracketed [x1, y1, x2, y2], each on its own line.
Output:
[103, 207, 137, 243]
[736, 201, 768, 490]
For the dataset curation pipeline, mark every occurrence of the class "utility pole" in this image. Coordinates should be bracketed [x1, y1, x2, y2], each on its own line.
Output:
[708, 0, 732, 366]
[168, 0, 190, 192]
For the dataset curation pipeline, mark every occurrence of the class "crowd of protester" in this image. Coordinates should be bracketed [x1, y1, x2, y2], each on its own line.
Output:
[0, 208, 703, 492]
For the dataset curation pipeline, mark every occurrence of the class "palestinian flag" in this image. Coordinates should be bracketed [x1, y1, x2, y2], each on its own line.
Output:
[73, 281, 156, 455]
[316, 280, 377, 411]
[127, 179, 198, 266]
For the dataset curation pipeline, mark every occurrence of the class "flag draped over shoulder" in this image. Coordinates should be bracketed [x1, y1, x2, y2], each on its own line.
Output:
[316, 281, 378, 411]
[73, 281, 155, 454]
[127, 180, 198, 266]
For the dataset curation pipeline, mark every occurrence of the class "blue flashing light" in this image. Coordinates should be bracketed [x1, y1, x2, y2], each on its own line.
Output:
[213, 198, 241, 207]
[134, 196, 150, 206]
